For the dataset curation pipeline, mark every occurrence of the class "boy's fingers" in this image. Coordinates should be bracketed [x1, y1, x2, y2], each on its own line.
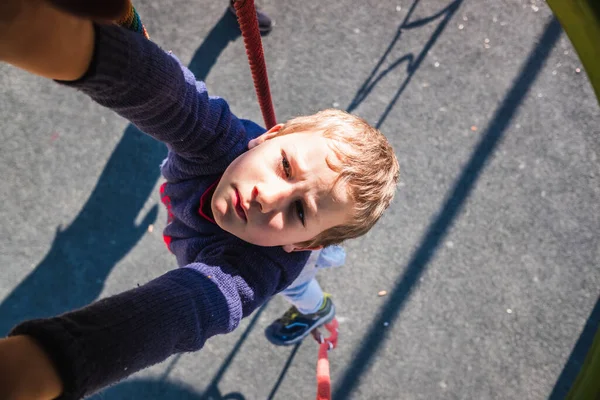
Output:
[46, 0, 130, 21]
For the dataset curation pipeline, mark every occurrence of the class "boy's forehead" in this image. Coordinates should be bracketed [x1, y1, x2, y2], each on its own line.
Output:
[284, 130, 339, 158]
[283, 132, 340, 172]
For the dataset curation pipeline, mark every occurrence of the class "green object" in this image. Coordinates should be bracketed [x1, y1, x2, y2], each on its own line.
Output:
[546, 2, 600, 398]
[547, 0, 600, 103]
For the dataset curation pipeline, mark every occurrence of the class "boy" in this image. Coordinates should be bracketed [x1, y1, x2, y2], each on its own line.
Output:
[111, 0, 346, 347]
[0, 1, 399, 399]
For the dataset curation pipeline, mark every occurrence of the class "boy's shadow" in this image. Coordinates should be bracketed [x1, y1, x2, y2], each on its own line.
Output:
[0, 122, 163, 336]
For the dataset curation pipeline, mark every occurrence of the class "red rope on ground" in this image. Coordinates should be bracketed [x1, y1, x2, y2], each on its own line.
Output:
[233, 0, 277, 129]
[311, 318, 339, 400]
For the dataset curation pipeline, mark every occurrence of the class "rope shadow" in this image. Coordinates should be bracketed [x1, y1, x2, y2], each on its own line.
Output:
[347, 0, 463, 129]
[196, 305, 265, 400]
[196, 305, 303, 400]
[334, 17, 563, 399]
[267, 342, 303, 400]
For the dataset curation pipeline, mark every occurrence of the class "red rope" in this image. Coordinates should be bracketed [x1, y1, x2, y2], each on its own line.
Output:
[311, 318, 339, 400]
[233, 0, 277, 129]
[233, 3, 339, 396]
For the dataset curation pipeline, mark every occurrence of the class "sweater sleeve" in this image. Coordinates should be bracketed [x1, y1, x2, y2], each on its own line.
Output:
[8, 253, 306, 400]
[62, 23, 248, 165]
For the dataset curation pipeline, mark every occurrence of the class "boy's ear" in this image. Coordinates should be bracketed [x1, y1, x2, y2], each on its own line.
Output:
[248, 123, 284, 149]
[282, 244, 324, 253]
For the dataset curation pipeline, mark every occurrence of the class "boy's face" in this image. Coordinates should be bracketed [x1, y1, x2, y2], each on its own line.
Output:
[211, 125, 352, 252]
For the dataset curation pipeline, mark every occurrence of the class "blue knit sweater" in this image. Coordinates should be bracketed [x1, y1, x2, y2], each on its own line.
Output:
[9, 24, 309, 399]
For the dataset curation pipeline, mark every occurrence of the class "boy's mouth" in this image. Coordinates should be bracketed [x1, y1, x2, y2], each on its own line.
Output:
[233, 188, 247, 222]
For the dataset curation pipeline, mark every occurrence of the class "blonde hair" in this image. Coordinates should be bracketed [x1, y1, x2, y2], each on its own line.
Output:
[275, 109, 400, 248]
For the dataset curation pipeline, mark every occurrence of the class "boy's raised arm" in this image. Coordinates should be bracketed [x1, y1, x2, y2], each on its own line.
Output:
[2, 3, 249, 164]
[68, 23, 249, 164]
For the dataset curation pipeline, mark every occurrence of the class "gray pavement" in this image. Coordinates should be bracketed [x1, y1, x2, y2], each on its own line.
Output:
[1, 0, 599, 399]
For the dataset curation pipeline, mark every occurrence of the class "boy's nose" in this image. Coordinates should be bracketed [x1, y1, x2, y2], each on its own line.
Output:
[253, 183, 292, 213]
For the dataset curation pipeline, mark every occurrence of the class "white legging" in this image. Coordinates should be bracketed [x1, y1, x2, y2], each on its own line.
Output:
[279, 246, 345, 314]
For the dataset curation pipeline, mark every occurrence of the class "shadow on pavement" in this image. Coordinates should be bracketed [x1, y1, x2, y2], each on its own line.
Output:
[334, 16, 563, 399]
[188, 10, 241, 84]
[0, 122, 164, 336]
[267, 342, 303, 400]
[195, 304, 262, 400]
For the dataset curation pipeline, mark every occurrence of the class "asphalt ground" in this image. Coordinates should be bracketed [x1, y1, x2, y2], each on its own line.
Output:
[1, 0, 599, 399]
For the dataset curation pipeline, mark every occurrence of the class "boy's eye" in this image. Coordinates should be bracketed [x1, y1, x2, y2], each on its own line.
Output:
[282, 155, 291, 178]
[281, 154, 304, 225]
[295, 200, 305, 226]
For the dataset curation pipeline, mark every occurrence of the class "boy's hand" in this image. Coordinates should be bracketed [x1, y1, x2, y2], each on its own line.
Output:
[0, 335, 63, 400]
[0, 0, 96, 81]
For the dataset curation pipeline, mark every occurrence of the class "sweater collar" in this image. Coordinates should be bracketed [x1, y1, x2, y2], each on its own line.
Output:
[198, 178, 220, 224]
